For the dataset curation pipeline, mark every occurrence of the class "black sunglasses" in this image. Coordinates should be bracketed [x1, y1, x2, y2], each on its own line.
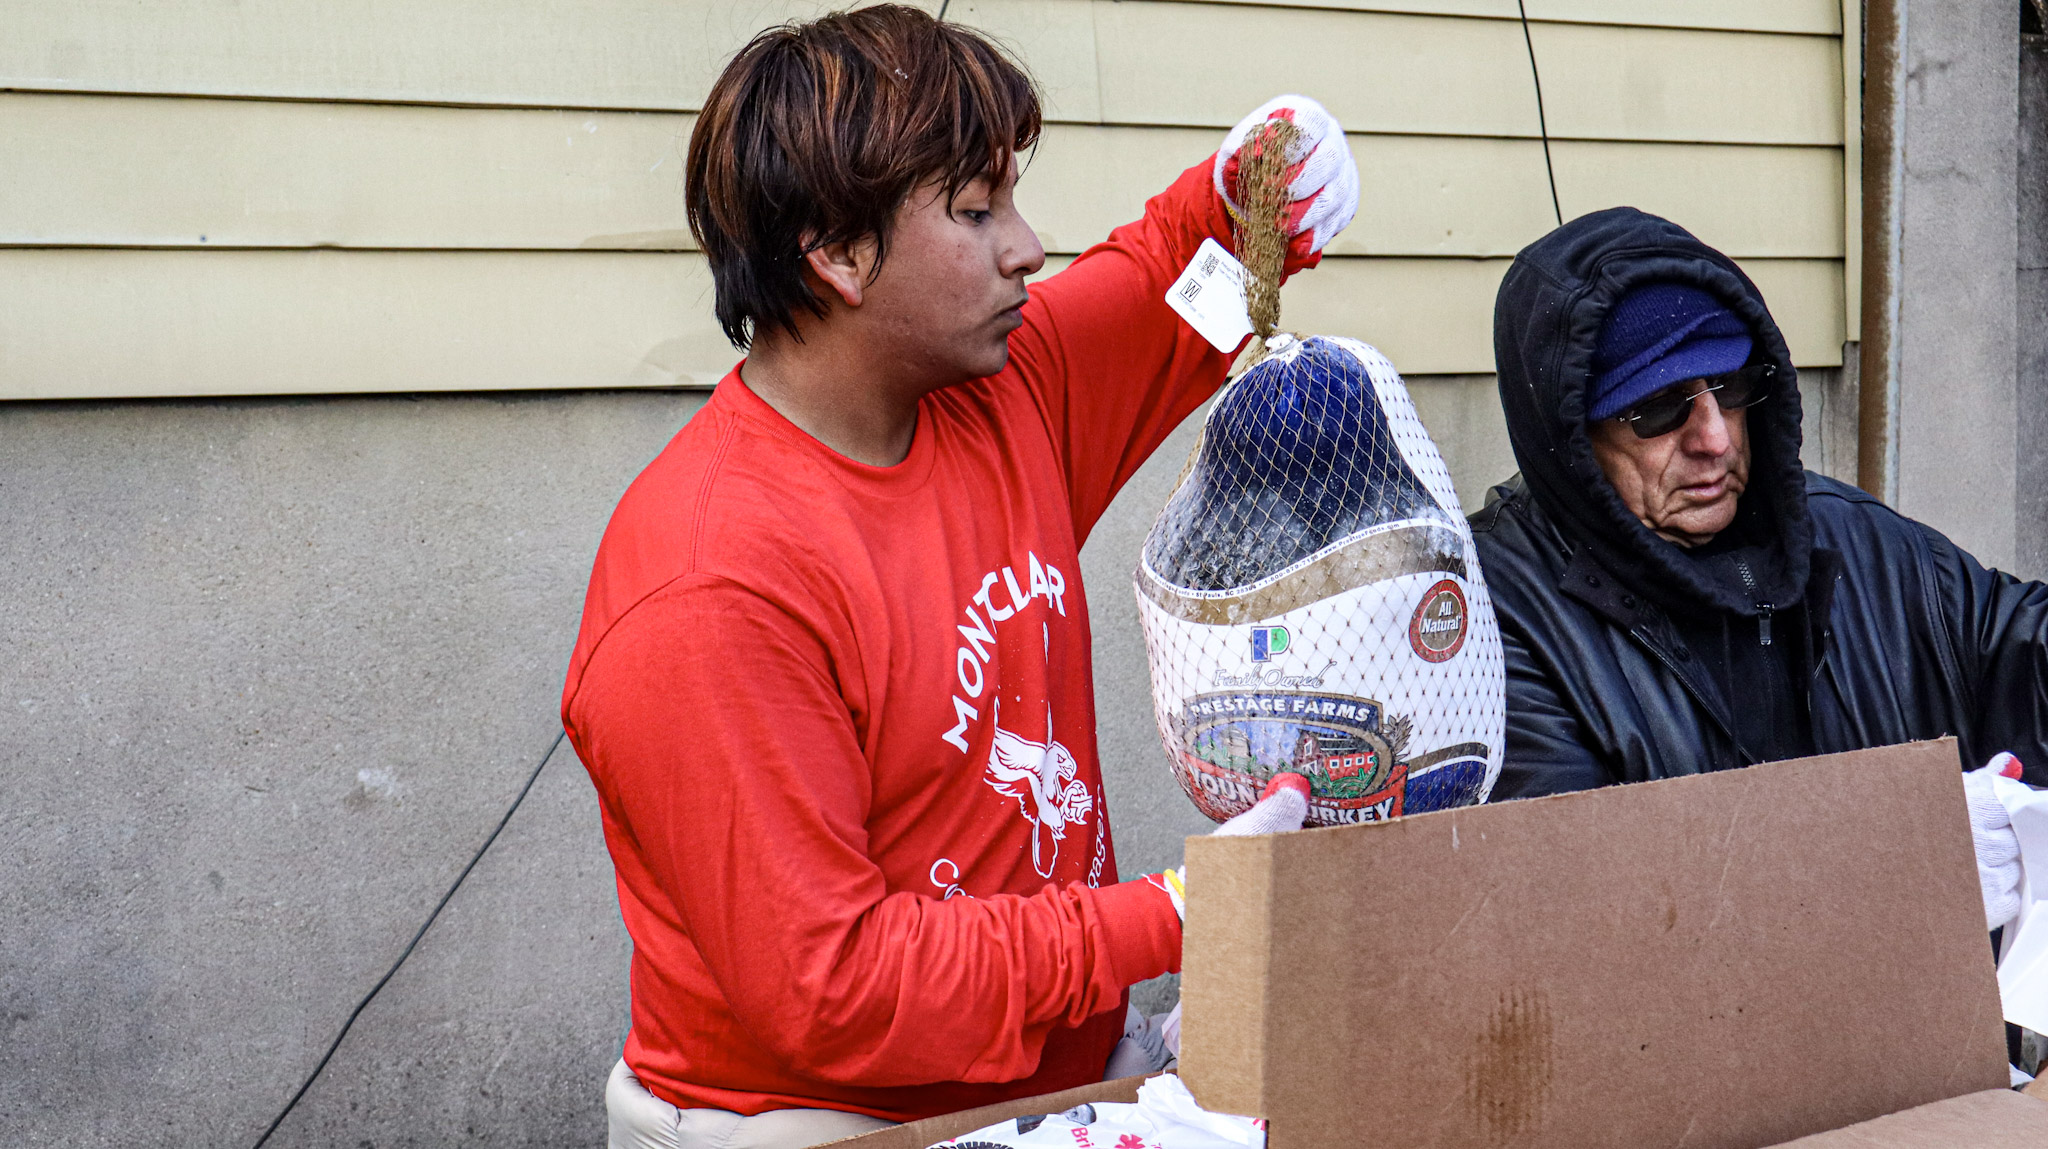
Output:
[1611, 363, 1776, 439]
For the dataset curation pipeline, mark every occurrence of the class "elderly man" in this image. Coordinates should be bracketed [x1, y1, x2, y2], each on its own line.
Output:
[1470, 207, 2038, 935]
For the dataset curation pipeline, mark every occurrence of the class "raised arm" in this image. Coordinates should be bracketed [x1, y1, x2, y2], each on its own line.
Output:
[1004, 96, 1360, 539]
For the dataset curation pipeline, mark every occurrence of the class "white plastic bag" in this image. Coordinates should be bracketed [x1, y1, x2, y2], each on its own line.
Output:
[929, 1074, 1262, 1149]
[1993, 773, 2048, 1033]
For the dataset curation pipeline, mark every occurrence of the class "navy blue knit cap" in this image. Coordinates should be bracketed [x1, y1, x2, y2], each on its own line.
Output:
[1588, 283, 1753, 421]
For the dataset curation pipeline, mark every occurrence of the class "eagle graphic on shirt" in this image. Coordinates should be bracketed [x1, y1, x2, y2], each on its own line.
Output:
[984, 699, 1095, 878]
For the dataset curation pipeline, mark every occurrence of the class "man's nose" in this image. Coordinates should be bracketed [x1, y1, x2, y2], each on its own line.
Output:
[1680, 392, 1733, 455]
[1001, 208, 1046, 279]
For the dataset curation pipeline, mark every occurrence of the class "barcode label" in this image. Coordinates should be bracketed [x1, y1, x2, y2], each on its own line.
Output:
[1165, 238, 1254, 354]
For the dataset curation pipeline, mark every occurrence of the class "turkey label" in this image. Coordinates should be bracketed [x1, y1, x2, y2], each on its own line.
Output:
[1136, 335, 1506, 828]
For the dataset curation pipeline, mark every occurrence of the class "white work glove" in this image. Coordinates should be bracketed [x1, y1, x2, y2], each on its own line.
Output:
[1213, 771, 1313, 835]
[1213, 94, 1359, 258]
[1144, 773, 1311, 920]
[1966, 752, 2026, 931]
[1124, 775, 1310, 1072]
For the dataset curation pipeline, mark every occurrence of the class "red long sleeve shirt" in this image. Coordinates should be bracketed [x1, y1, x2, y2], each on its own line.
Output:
[562, 159, 1262, 1122]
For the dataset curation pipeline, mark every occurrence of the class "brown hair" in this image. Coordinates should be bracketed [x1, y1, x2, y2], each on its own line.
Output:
[686, 5, 1041, 350]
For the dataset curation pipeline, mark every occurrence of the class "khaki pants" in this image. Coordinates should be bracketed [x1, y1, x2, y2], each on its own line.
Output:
[607, 1059, 898, 1149]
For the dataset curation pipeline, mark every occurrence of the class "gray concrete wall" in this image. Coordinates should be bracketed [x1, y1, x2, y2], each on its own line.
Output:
[1, 391, 699, 1147]
[1803, 356, 1861, 487]
[1883, 0, 2023, 572]
[2020, 31, 2048, 575]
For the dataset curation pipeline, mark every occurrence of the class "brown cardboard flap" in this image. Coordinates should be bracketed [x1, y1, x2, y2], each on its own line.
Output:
[1758, 1089, 2048, 1146]
[824, 1075, 1154, 1149]
[1180, 739, 2007, 1149]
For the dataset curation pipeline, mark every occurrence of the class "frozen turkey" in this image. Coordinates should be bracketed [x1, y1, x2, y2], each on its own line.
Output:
[1136, 334, 1505, 827]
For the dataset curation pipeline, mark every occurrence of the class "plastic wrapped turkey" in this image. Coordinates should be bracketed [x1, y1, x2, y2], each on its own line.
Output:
[1136, 333, 1505, 827]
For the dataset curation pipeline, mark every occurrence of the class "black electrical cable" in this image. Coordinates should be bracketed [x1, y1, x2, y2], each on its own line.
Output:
[250, 729, 567, 1149]
[1516, 0, 1564, 227]
[937, 0, 951, 21]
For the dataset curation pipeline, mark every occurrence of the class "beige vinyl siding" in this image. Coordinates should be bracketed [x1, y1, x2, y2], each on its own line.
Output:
[1040, 255, 1851, 375]
[0, 96, 701, 252]
[1838, 0, 1862, 340]
[0, 250, 1838, 400]
[1020, 132, 1844, 260]
[1076, 5, 1842, 142]
[0, 249, 730, 398]
[0, 1, 1843, 139]
[1175, 1, 1842, 35]
[0, 98, 1841, 259]
[0, 0, 1854, 398]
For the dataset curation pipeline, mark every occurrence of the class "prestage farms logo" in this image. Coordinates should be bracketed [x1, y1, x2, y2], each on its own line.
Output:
[1249, 625, 1290, 662]
[1171, 690, 1410, 825]
[1408, 578, 1468, 663]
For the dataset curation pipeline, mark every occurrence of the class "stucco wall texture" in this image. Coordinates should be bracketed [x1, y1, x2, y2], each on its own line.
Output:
[2019, 33, 2048, 576]
[1, 391, 692, 1146]
[0, 381, 1189, 1144]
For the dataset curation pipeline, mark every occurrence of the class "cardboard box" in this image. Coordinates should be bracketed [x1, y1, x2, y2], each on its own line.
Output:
[832, 1080, 2048, 1148]
[826, 1075, 1154, 1149]
[1759, 1089, 2048, 1146]
[835, 741, 2048, 1147]
[819, 1073, 2048, 1146]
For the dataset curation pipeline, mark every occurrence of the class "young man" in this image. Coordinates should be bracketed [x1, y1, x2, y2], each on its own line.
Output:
[560, 7, 1356, 1146]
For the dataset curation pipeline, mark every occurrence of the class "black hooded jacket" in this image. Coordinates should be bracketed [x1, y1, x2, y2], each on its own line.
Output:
[1470, 207, 2048, 795]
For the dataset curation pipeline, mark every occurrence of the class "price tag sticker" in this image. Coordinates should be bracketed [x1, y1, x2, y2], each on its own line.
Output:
[1165, 237, 1254, 354]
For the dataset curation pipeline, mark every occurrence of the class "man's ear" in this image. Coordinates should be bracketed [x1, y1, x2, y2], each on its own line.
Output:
[803, 237, 870, 309]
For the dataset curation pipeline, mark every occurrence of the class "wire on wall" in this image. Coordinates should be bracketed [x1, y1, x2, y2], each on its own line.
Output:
[1516, 0, 1564, 227]
[249, 730, 569, 1149]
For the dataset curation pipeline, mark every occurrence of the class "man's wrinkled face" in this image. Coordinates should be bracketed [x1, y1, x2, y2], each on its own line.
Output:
[857, 162, 1045, 385]
[1589, 382, 1751, 548]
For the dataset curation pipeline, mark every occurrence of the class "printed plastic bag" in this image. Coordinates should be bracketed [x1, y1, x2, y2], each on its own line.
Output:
[929, 1073, 1262, 1149]
[1136, 333, 1505, 827]
[1994, 772, 2048, 1034]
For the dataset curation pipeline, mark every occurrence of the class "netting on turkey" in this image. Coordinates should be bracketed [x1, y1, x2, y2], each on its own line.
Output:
[1143, 337, 1462, 594]
[1135, 121, 1506, 830]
